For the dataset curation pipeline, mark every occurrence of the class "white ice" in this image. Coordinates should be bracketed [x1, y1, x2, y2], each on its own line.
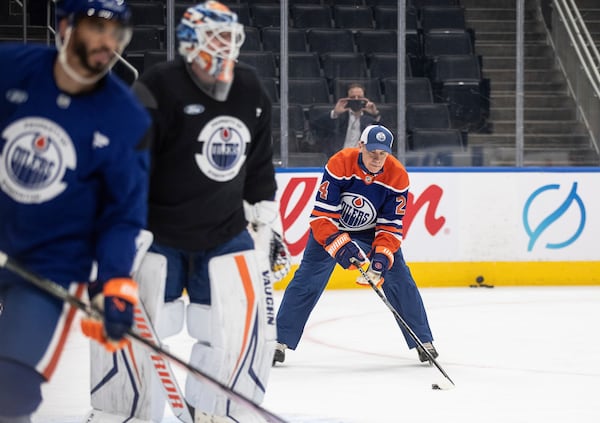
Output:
[33, 286, 600, 423]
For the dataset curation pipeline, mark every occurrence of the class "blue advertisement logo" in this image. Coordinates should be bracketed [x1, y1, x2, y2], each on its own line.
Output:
[522, 182, 586, 251]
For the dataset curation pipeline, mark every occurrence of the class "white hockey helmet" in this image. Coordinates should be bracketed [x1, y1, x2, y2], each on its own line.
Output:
[176, 1, 245, 83]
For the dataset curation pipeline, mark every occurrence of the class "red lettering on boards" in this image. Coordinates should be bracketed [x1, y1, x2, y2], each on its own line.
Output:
[404, 184, 446, 238]
[279, 177, 318, 256]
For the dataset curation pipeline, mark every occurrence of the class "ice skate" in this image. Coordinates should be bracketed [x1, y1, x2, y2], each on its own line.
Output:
[272, 342, 286, 366]
[417, 342, 438, 363]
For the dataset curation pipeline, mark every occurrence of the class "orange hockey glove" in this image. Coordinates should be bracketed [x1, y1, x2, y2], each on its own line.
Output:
[81, 277, 138, 352]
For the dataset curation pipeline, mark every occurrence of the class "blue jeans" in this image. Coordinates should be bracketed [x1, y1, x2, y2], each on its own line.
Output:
[276, 231, 433, 350]
[149, 229, 254, 304]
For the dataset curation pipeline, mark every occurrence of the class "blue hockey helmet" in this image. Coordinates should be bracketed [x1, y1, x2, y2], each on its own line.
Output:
[54, 0, 133, 85]
[55, 0, 132, 24]
[176, 1, 245, 83]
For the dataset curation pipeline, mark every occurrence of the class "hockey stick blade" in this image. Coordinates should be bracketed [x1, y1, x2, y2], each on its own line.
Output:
[0, 251, 287, 423]
[351, 259, 455, 387]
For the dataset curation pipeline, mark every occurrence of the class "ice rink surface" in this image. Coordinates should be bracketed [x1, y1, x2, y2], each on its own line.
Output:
[33, 286, 600, 423]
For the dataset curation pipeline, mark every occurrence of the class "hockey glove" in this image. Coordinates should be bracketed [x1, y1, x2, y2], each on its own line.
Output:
[81, 277, 139, 352]
[244, 200, 292, 281]
[324, 232, 366, 270]
[356, 246, 394, 287]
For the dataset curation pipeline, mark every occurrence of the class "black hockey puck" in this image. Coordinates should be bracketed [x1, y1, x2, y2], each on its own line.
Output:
[431, 384, 441, 390]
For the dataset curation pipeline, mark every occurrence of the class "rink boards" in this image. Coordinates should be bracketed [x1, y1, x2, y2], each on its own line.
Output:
[273, 167, 600, 288]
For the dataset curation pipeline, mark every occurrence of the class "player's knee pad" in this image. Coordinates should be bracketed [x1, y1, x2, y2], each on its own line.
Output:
[184, 251, 276, 419]
[0, 360, 43, 417]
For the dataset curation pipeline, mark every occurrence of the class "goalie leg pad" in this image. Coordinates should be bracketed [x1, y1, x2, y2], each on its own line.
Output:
[156, 299, 185, 339]
[89, 252, 173, 422]
[184, 251, 276, 420]
[83, 409, 153, 423]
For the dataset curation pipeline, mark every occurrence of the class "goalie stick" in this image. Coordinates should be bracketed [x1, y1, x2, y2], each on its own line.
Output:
[0, 251, 287, 423]
[352, 259, 455, 387]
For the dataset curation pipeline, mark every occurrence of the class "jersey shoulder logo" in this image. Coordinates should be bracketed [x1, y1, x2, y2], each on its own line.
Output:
[194, 116, 250, 182]
[5, 89, 28, 104]
[0, 117, 77, 204]
[92, 131, 110, 149]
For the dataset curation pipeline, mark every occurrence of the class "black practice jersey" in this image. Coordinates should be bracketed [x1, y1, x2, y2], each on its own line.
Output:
[135, 58, 276, 250]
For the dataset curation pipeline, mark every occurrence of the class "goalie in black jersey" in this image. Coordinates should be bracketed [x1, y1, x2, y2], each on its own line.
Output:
[86, 1, 291, 422]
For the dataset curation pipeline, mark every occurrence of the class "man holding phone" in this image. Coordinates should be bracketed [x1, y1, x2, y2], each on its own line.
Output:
[311, 83, 382, 157]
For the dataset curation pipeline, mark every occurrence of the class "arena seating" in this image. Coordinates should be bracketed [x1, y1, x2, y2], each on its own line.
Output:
[109, 0, 489, 156]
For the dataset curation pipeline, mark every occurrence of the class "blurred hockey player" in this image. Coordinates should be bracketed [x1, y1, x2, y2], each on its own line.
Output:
[0, 0, 151, 420]
[87, 1, 291, 422]
[274, 125, 439, 366]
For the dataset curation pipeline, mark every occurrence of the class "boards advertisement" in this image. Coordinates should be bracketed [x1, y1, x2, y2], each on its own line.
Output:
[274, 168, 600, 288]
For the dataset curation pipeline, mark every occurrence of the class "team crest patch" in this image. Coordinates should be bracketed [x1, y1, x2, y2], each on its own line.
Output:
[339, 193, 377, 229]
[194, 116, 250, 182]
[0, 117, 76, 204]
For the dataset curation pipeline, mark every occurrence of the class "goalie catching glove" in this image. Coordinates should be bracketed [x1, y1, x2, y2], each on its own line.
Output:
[324, 232, 367, 270]
[244, 200, 291, 281]
[356, 246, 394, 287]
[81, 277, 139, 352]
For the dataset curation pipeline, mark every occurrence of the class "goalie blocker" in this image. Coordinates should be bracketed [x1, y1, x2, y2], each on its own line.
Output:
[87, 247, 276, 423]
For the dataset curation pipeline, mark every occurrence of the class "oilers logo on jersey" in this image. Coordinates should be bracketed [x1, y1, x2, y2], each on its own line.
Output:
[339, 193, 376, 230]
[0, 117, 76, 204]
[194, 115, 250, 182]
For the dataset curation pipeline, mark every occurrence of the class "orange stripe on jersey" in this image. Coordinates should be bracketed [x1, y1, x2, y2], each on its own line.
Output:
[377, 223, 403, 234]
[374, 232, 401, 253]
[41, 283, 86, 380]
[230, 254, 256, 382]
[311, 210, 339, 219]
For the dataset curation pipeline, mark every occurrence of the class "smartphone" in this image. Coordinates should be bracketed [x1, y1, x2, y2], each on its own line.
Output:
[347, 99, 367, 112]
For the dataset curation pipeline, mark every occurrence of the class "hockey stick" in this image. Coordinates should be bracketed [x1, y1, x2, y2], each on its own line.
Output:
[131, 303, 194, 423]
[0, 251, 287, 423]
[352, 259, 455, 387]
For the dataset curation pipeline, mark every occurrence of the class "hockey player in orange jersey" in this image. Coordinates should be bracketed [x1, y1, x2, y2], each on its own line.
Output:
[274, 124, 438, 365]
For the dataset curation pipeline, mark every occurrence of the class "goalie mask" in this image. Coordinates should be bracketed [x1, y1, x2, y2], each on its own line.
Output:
[54, 0, 133, 84]
[176, 1, 245, 98]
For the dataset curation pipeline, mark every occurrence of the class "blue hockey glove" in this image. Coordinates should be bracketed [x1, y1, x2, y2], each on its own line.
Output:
[357, 246, 394, 287]
[81, 278, 138, 352]
[324, 232, 367, 270]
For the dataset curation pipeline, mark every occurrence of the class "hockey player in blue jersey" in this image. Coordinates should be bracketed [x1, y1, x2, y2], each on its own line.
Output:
[0, 0, 151, 420]
[274, 125, 439, 366]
